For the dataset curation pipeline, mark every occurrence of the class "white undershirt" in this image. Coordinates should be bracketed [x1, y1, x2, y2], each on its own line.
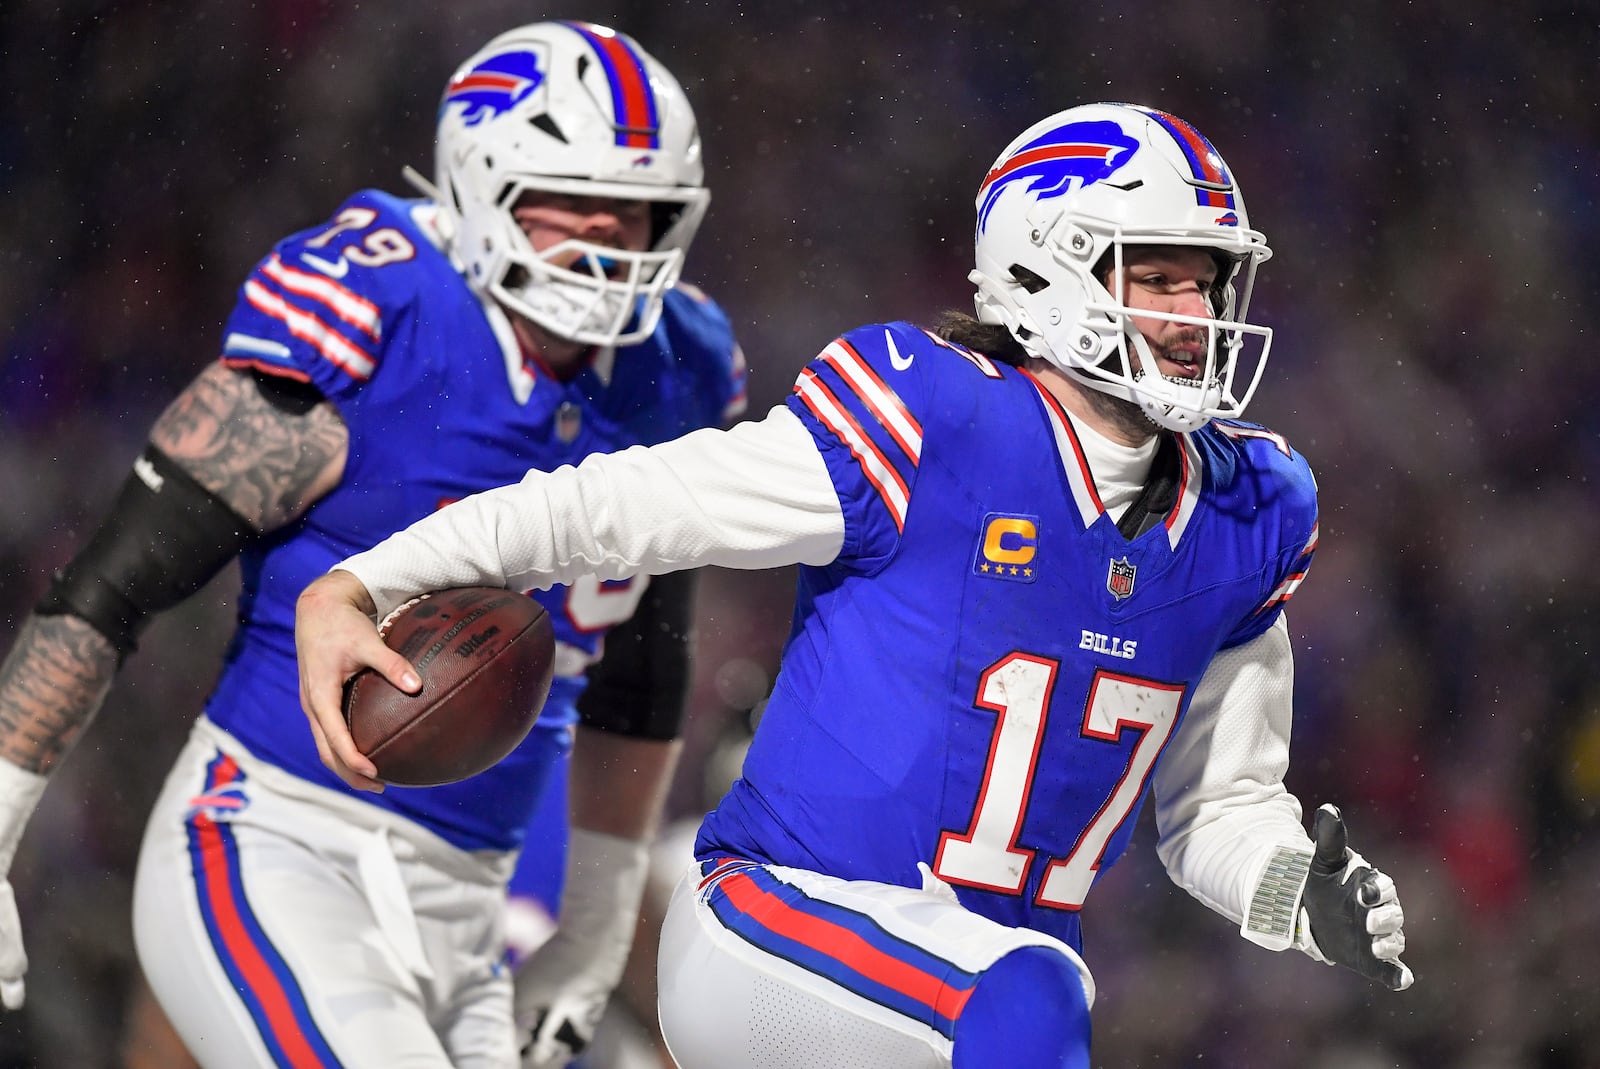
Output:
[1062, 410, 1159, 523]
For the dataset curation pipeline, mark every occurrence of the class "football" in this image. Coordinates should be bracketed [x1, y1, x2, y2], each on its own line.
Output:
[341, 586, 556, 787]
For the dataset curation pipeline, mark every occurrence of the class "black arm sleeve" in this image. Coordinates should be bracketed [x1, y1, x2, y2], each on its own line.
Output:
[35, 445, 254, 658]
[251, 368, 325, 415]
[575, 569, 698, 740]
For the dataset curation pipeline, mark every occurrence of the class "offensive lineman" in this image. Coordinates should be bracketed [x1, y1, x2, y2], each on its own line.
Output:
[0, 21, 743, 1069]
[296, 102, 1414, 1068]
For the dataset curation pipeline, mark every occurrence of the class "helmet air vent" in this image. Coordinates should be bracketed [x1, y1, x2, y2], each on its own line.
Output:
[530, 113, 568, 143]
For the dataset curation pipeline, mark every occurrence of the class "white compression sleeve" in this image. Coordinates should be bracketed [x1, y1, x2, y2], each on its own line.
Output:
[1152, 615, 1315, 947]
[340, 405, 846, 617]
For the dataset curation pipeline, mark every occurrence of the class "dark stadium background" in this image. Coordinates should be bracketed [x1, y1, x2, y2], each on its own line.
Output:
[1, 2, 1595, 1065]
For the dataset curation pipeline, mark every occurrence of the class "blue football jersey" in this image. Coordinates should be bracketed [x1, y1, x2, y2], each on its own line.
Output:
[696, 321, 1316, 952]
[204, 189, 745, 851]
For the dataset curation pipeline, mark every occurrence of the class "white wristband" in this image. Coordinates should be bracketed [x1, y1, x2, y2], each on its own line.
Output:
[553, 827, 650, 975]
[0, 760, 48, 875]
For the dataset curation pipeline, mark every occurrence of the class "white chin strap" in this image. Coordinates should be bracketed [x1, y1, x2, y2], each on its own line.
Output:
[1118, 326, 1228, 432]
[495, 239, 683, 349]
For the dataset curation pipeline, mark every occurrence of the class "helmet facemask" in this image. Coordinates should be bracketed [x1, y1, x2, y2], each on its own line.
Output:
[1066, 223, 1272, 432]
[477, 175, 707, 348]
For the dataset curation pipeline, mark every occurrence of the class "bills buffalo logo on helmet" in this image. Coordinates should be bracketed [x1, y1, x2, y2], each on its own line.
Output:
[443, 50, 545, 126]
[977, 119, 1142, 231]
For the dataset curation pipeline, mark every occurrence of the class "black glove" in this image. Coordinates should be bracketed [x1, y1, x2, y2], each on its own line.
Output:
[1298, 803, 1414, 991]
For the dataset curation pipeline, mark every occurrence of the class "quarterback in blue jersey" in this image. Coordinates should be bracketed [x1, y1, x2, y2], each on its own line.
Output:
[298, 103, 1413, 1068]
[0, 21, 743, 1069]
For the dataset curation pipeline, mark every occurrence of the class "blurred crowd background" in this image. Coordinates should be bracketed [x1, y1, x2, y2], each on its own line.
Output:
[1, 1, 1596, 1066]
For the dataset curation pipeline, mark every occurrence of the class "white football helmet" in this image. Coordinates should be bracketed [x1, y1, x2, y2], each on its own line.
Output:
[429, 21, 709, 347]
[971, 102, 1273, 431]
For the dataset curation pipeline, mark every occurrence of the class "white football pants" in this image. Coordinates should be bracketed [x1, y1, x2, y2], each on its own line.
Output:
[132, 717, 519, 1068]
[657, 857, 1094, 1069]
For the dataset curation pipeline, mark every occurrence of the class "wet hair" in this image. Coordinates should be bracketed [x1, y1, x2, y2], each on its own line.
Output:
[934, 310, 1030, 367]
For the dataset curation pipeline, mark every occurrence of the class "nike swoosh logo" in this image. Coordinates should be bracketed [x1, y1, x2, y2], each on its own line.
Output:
[300, 251, 350, 278]
[886, 331, 914, 371]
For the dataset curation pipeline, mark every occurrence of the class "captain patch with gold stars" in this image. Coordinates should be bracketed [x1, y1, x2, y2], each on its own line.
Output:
[973, 512, 1039, 584]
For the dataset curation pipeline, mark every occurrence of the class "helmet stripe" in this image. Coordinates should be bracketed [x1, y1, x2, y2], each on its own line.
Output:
[564, 22, 661, 149]
[1139, 107, 1236, 210]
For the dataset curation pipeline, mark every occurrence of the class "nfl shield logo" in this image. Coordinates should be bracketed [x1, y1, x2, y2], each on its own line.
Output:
[1107, 557, 1137, 601]
[555, 401, 582, 443]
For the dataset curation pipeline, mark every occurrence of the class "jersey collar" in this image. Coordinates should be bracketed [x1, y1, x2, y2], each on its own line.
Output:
[1020, 369, 1204, 550]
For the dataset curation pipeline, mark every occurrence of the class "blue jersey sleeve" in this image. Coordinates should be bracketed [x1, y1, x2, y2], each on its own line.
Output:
[784, 321, 970, 571]
[1210, 421, 1320, 648]
[659, 282, 748, 428]
[217, 190, 433, 403]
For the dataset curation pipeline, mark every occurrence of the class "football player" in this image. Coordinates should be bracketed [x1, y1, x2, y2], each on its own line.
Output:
[295, 103, 1413, 1068]
[0, 21, 743, 1069]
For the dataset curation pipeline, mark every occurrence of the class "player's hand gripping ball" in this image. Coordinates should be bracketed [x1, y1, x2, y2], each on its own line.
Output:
[341, 586, 555, 786]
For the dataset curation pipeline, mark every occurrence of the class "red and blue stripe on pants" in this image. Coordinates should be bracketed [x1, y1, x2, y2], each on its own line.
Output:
[185, 752, 343, 1068]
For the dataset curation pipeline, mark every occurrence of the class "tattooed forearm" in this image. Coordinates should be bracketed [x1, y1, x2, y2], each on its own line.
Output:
[149, 364, 348, 531]
[0, 614, 118, 772]
[0, 365, 345, 771]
